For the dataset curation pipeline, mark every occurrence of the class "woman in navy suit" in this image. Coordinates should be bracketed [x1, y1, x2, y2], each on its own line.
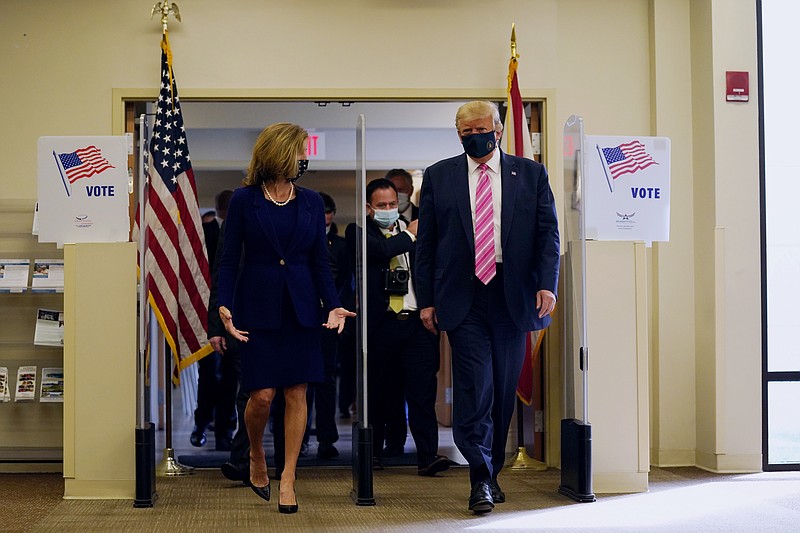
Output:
[217, 123, 354, 513]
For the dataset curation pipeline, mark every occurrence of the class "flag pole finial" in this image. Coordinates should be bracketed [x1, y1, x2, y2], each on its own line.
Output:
[151, 2, 182, 35]
[510, 23, 518, 63]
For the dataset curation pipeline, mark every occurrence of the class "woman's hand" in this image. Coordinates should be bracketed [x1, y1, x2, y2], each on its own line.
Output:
[324, 307, 356, 334]
[218, 306, 249, 342]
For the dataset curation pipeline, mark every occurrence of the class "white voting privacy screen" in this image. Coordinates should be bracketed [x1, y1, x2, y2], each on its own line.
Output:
[37, 136, 129, 245]
[584, 135, 671, 243]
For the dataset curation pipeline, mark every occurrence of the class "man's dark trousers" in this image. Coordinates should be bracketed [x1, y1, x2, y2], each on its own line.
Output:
[368, 311, 440, 468]
[446, 265, 527, 485]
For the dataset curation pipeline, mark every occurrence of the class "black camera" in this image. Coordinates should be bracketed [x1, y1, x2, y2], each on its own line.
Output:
[383, 267, 409, 295]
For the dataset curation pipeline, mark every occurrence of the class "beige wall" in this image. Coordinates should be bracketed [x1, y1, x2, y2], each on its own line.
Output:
[1, 0, 763, 474]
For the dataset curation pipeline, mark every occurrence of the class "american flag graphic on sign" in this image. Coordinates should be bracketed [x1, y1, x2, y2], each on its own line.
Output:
[601, 140, 658, 180]
[57, 146, 114, 183]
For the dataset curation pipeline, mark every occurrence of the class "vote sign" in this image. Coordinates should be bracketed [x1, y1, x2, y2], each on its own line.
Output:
[37, 136, 129, 245]
[584, 135, 671, 243]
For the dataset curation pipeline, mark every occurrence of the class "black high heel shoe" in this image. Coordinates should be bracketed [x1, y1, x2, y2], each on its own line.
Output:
[248, 456, 270, 502]
[249, 480, 271, 502]
[278, 483, 298, 514]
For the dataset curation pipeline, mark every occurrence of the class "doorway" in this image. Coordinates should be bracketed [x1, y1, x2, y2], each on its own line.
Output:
[122, 96, 552, 473]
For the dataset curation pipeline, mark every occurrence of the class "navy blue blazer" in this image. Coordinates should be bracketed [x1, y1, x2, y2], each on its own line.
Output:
[415, 151, 560, 332]
[217, 185, 341, 331]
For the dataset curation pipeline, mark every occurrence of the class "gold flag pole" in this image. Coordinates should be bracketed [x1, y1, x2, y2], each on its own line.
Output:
[149, 1, 192, 478]
[151, 1, 182, 35]
[507, 25, 547, 473]
[509, 330, 548, 471]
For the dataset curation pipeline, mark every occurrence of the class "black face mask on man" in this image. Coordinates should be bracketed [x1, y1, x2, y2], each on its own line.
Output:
[287, 159, 309, 183]
[461, 131, 496, 159]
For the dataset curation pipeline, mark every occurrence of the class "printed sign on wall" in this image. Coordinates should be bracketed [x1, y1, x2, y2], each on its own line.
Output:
[37, 136, 129, 244]
[584, 135, 671, 243]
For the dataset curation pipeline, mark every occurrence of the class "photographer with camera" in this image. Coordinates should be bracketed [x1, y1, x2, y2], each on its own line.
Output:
[345, 178, 452, 476]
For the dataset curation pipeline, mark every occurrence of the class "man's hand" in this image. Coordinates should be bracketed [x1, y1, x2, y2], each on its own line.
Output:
[536, 290, 556, 319]
[420, 306, 438, 334]
[406, 219, 419, 236]
[209, 336, 226, 354]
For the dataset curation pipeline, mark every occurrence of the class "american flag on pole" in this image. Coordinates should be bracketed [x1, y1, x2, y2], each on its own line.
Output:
[601, 140, 658, 180]
[142, 33, 212, 374]
[57, 145, 114, 183]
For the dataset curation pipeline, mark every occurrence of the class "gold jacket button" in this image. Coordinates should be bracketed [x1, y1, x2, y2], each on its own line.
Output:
[279, 259, 285, 266]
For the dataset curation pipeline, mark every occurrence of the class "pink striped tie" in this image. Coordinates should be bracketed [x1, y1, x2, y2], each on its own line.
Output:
[474, 163, 496, 284]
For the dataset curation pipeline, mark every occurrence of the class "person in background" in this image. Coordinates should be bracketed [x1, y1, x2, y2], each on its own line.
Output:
[415, 100, 560, 513]
[308, 192, 348, 459]
[385, 168, 419, 223]
[193, 197, 237, 451]
[346, 178, 451, 475]
[217, 123, 354, 513]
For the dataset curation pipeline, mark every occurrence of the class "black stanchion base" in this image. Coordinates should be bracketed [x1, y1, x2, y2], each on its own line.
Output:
[350, 422, 375, 506]
[134, 423, 158, 508]
[558, 418, 596, 503]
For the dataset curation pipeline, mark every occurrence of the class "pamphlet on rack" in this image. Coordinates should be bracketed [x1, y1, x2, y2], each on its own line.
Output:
[39, 368, 64, 403]
[15, 366, 37, 402]
[31, 259, 64, 293]
[0, 367, 10, 402]
[0, 259, 30, 293]
[33, 309, 64, 347]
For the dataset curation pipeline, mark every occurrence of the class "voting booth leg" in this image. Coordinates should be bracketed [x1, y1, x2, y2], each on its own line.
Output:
[134, 423, 157, 508]
[351, 423, 376, 506]
[558, 418, 596, 502]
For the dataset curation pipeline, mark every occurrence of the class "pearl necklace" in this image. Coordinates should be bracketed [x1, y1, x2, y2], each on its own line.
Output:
[262, 181, 295, 206]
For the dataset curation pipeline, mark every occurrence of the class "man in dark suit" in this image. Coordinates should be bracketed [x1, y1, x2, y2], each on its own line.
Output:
[415, 101, 560, 513]
[193, 194, 237, 451]
[346, 178, 451, 476]
[379, 169, 416, 456]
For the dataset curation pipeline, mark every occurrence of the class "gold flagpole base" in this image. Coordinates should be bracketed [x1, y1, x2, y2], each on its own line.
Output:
[156, 447, 194, 477]
[508, 446, 548, 471]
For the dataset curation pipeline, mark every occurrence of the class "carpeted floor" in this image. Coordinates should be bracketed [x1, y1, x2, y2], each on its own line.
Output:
[5, 466, 800, 532]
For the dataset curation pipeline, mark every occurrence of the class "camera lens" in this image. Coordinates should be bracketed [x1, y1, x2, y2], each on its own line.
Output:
[395, 270, 409, 283]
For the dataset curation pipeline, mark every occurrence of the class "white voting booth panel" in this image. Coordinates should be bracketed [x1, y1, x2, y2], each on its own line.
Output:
[36, 136, 136, 497]
[563, 123, 665, 494]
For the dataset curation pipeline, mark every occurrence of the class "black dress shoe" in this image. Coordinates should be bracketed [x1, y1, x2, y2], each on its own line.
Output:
[418, 455, 452, 477]
[248, 479, 271, 502]
[317, 443, 339, 459]
[372, 457, 384, 470]
[490, 478, 506, 503]
[468, 481, 494, 514]
[220, 462, 247, 482]
[189, 427, 206, 447]
[278, 483, 298, 514]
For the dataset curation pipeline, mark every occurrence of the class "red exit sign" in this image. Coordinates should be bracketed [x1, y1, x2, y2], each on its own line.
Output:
[306, 132, 326, 159]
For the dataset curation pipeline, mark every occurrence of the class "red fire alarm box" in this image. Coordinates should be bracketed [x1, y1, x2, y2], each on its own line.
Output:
[726, 71, 749, 102]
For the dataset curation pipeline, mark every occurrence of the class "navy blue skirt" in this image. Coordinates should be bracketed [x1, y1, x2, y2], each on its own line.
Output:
[238, 293, 323, 393]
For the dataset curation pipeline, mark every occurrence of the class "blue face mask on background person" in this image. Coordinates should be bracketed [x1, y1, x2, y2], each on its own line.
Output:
[372, 207, 399, 228]
[287, 159, 309, 183]
[461, 131, 496, 159]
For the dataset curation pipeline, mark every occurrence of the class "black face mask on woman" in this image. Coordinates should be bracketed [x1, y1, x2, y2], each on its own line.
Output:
[287, 159, 309, 183]
[461, 131, 497, 159]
